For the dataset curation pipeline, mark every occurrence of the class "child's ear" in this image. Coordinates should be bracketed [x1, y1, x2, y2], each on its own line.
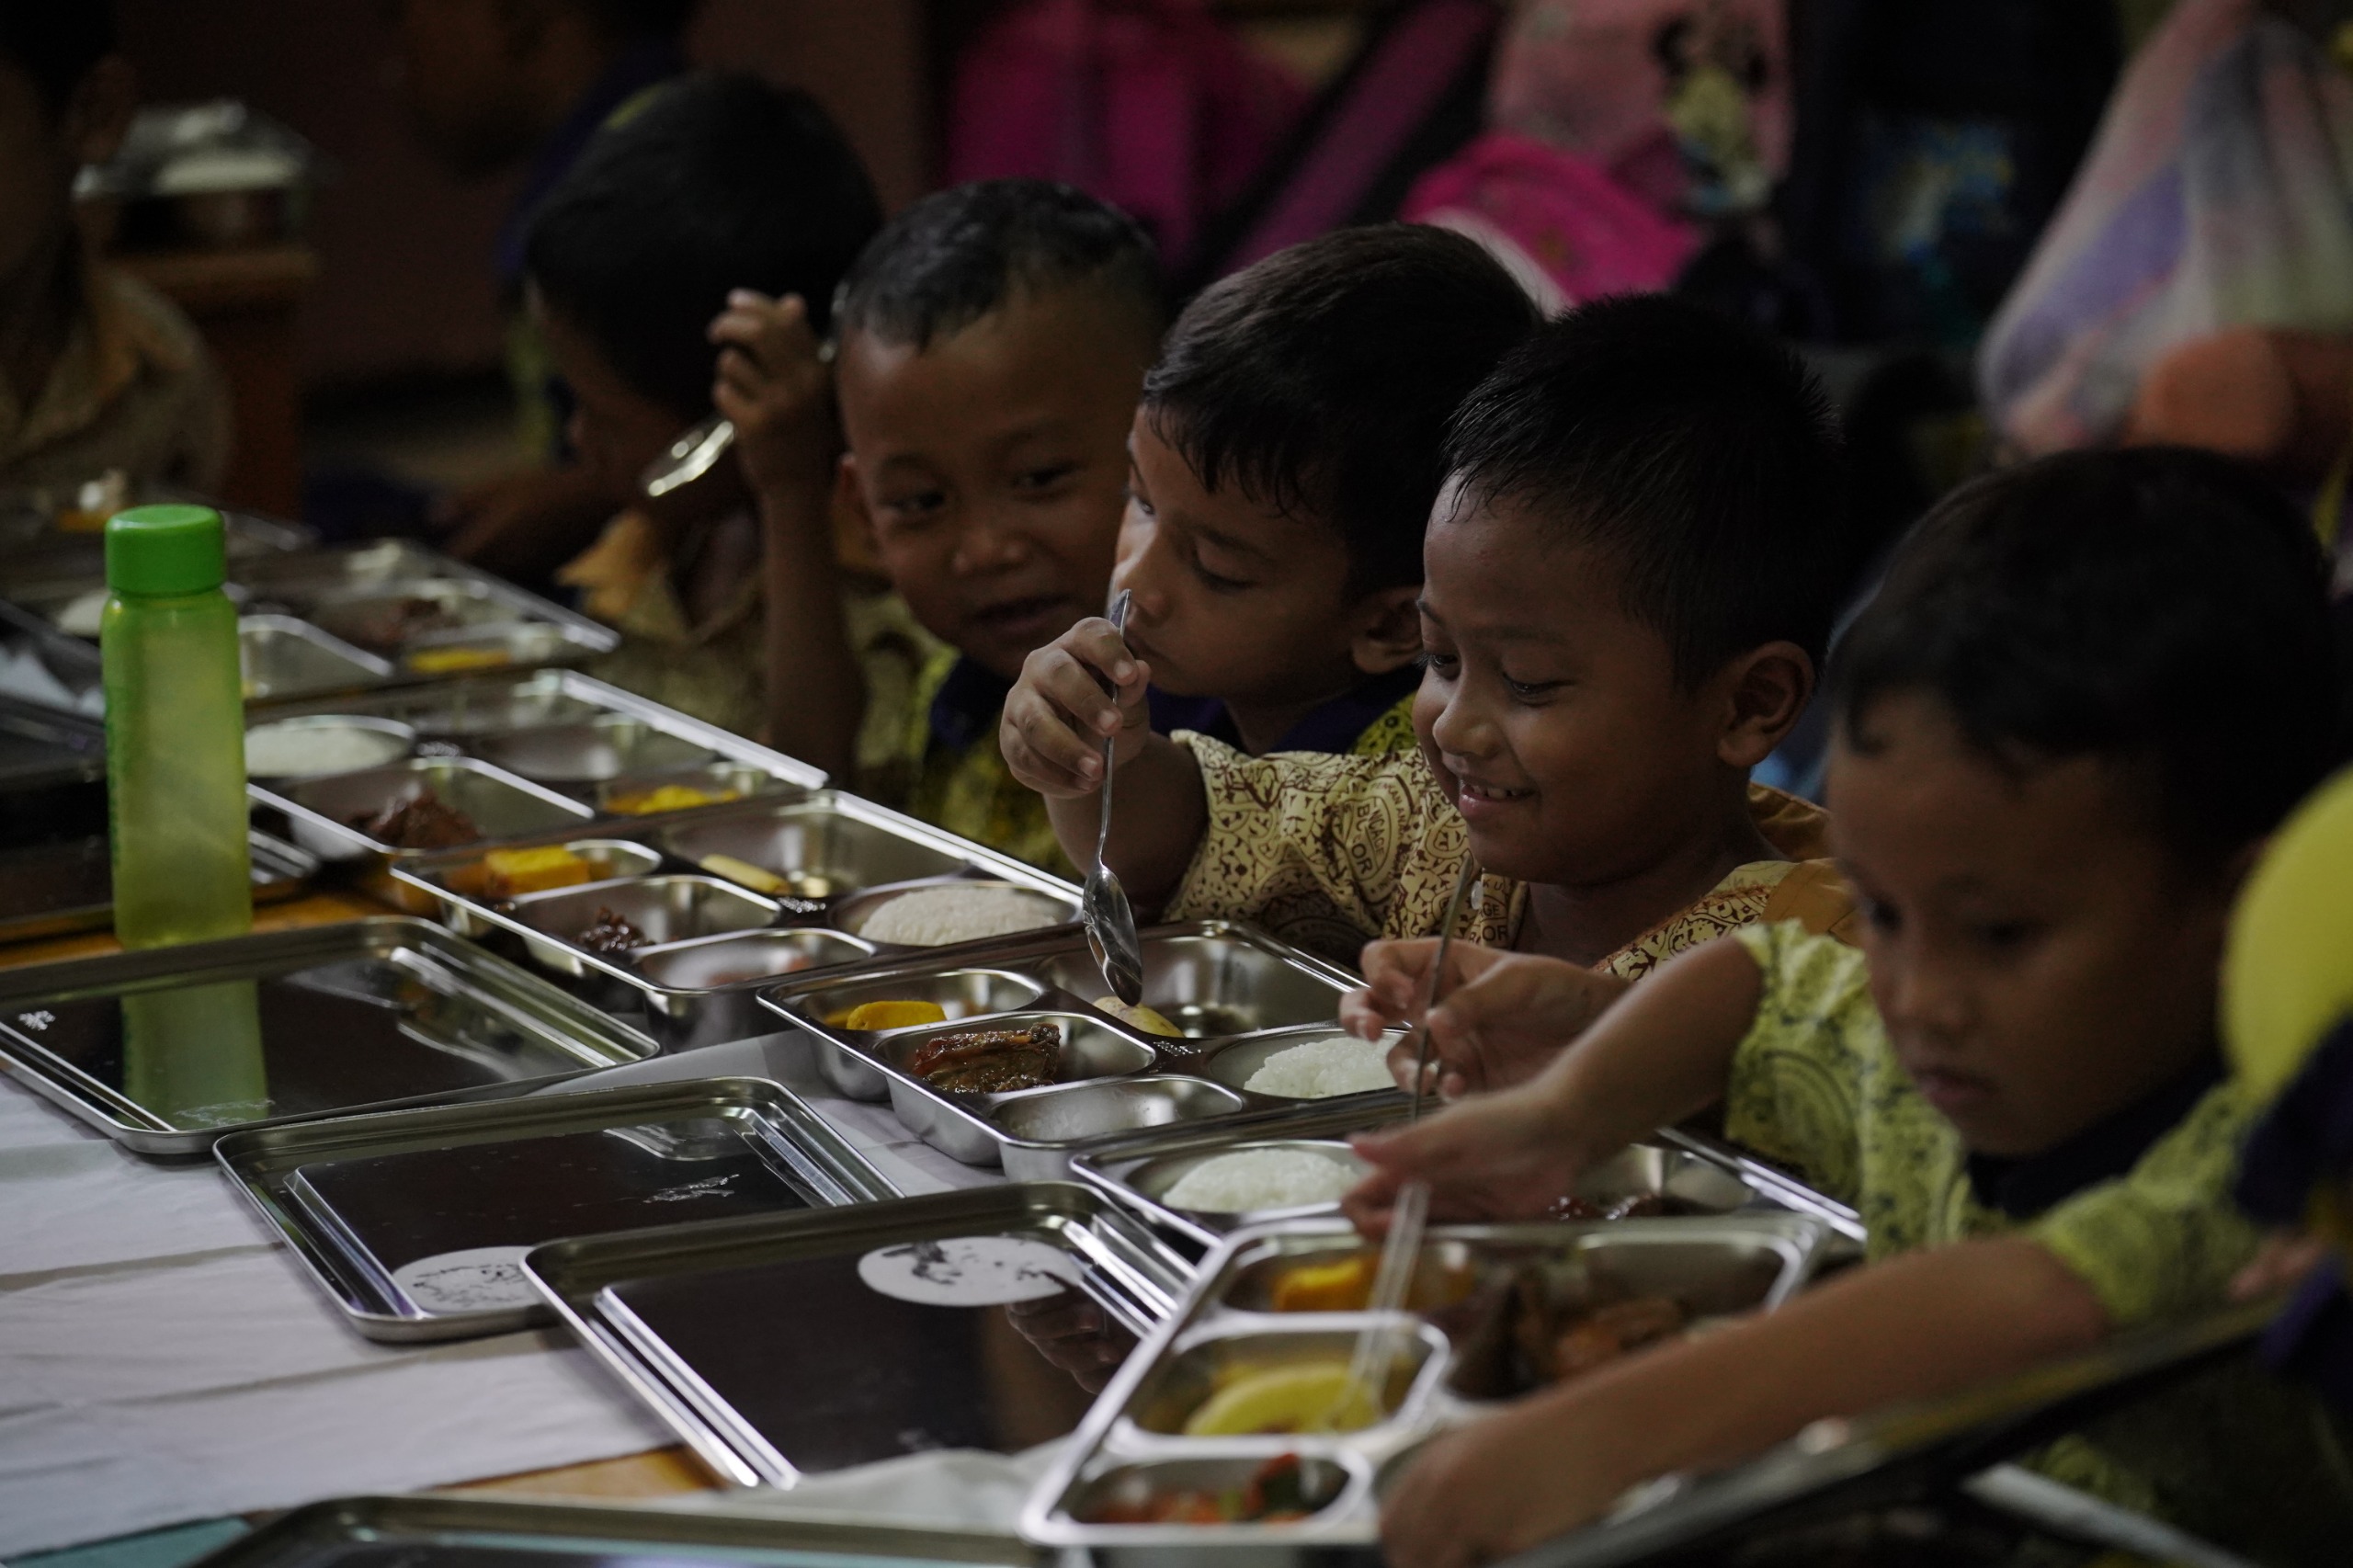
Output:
[1349, 585, 1424, 676]
[63, 57, 137, 167]
[1714, 641, 1815, 768]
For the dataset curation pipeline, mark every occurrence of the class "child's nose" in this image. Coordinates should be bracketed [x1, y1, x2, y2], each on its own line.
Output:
[1428, 682, 1495, 758]
[1884, 955, 1972, 1039]
[1110, 521, 1169, 619]
[950, 506, 1031, 575]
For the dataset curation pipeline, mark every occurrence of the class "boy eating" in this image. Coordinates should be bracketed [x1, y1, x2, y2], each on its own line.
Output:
[1351, 449, 2348, 1566]
[727, 179, 1165, 871]
[1003, 295, 1862, 971]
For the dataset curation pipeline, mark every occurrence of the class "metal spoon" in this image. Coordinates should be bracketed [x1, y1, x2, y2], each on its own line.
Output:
[1084, 590, 1145, 1008]
[1406, 856, 1481, 1121]
[1320, 1176, 1428, 1432]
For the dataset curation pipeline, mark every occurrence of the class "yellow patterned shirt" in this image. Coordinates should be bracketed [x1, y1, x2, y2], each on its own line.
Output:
[1164, 733, 1842, 971]
[1723, 922, 2353, 1557]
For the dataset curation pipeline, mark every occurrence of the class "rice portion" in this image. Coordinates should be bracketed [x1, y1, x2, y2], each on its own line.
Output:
[1164, 1148, 1363, 1212]
[1244, 1035, 1394, 1099]
[860, 885, 1062, 947]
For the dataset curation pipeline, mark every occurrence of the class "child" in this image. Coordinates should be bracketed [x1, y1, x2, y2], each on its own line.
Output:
[1350, 448, 2349, 1567]
[1003, 294, 1862, 978]
[0, 6, 227, 492]
[522, 72, 882, 739]
[725, 179, 1165, 872]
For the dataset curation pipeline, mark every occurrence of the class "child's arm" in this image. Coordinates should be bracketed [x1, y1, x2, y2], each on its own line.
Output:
[1380, 1237, 2110, 1568]
[1344, 936, 1764, 1231]
[710, 291, 864, 778]
[1341, 939, 1631, 1096]
[1000, 618, 1208, 909]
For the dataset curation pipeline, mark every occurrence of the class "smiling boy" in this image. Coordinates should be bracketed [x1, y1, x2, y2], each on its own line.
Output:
[1003, 295, 1863, 971]
[1351, 449, 2350, 1567]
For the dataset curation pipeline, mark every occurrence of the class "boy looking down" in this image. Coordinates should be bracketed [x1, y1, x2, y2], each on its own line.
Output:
[1005, 295, 1864, 973]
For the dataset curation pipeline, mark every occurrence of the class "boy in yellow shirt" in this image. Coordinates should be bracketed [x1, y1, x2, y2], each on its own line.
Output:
[1006, 295, 1864, 971]
[1348, 448, 2349, 1566]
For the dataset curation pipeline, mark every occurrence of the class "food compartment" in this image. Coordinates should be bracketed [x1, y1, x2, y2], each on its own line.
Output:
[1220, 1238, 1490, 1316]
[233, 540, 456, 606]
[400, 674, 607, 737]
[281, 757, 592, 857]
[503, 874, 780, 961]
[596, 761, 795, 816]
[1063, 1452, 1358, 1527]
[634, 927, 875, 990]
[1199, 1028, 1399, 1100]
[470, 716, 714, 784]
[1043, 932, 1347, 1037]
[1124, 1138, 1370, 1219]
[834, 880, 1077, 945]
[400, 621, 578, 677]
[243, 715, 415, 780]
[988, 1077, 1252, 1170]
[785, 968, 1049, 1030]
[656, 801, 972, 898]
[240, 615, 394, 700]
[304, 578, 517, 653]
[879, 1011, 1154, 1095]
[1563, 1142, 1756, 1221]
[1121, 1325, 1443, 1438]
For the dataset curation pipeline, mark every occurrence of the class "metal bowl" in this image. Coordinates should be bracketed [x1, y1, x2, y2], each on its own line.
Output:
[243, 715, 415, 781]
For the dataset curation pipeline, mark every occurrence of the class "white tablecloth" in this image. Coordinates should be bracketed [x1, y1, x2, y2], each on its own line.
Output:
[0, 1028, 1004, 1556]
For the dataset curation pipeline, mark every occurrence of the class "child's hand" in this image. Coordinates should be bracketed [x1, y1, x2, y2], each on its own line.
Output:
[1381, 1395, 1630, 1568]
[710, 290, 835, 496]
[1343, 1086, 1585, 1234]
[1343, 941, 1629, 1098]
[1001, 618, 1152, 798]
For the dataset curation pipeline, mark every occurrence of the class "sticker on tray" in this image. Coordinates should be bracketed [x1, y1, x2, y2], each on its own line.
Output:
[392, 1245, 536, 1312]
[856, 1235, 1084, 1307]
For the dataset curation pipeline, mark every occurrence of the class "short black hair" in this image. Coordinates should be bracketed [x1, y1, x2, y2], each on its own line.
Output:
[1836, 447, 2338, 864]
[1444, 292, 1854, 686]
[576, 0, 701, 40]
[1144, 224, 1540, 595]
[835, 178, 1162, 351]
[0, 3, 116, 117]
[524, 72, 881, 422]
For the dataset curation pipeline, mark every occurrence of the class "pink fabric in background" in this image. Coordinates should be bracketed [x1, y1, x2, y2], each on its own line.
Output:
[1403, 132, 1700, 311]
[947, 0, 1304, 265]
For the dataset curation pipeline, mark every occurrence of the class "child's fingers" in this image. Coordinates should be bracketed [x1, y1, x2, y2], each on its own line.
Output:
[1060, 617, 1144, 698]
[1000, 683, 1103, 796]
[1029, 642, 1130, 740]
[1336, 985, 1398, 1040]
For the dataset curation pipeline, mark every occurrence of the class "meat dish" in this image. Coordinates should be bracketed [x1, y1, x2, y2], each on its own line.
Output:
[348, 790, 481, 849]
[577, 906, 649, 954]
[906, 1021, 1062, 1093]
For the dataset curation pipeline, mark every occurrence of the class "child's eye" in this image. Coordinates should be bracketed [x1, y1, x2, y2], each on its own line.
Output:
[1860, 896, 1901, 934]
[1419, 651, 1460, 677]
[881, 489, 946, 520]
[1015, 463, 1078, 494]
[1190, 562, 1252, 593]
[1971, 917, 2041, 953]
[1505, 677, 1564, 702]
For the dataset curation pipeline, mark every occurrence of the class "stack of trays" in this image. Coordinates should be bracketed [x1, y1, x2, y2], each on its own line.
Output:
[522, 1184, 1195, 1486]
[1073, 1103, 1866, 1254]
[245, 670, 824, 872]
[5, 539, 617, 702]
[0, 916, 659, 1154]
[762, 923, 1409, 1178]
[216, 1076, 896, 1339]
[1022, 1211, 1832, 1552]
[393, 788, 1079, 1045]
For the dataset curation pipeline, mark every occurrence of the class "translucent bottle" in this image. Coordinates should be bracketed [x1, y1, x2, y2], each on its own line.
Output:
[103, 504, 253, 949]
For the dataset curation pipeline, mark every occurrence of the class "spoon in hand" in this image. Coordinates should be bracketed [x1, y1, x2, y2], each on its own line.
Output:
[1084, 590, 1146, 1008]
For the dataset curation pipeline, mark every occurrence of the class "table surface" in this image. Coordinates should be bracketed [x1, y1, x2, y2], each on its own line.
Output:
[0, 890, 722, 1509]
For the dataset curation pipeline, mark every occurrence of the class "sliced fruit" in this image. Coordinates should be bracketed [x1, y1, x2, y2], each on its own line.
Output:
[482, 846, 592, 897]
[1269, 1255, 1374, 1312]
[1097, 996, 1182, 1037]
[843, 999, 949, 1031]
[1182, 1360, 1381, 1436]
[699, 852, 786, 894]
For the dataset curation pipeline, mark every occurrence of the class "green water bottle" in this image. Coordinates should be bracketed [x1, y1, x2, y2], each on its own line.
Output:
[103, 504, 252, 949]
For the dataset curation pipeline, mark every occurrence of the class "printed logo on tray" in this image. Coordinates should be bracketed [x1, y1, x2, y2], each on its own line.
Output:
[392, 1244, 537, 1312]
[856, 1235, 1082, 1307]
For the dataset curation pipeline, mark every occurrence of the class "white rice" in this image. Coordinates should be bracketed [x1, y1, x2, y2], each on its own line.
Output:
[244, 721, 408, 778]
[859, 885, 1062, 947]
[1244, 1035, 1394, 1099]
[1164, 1148, 1364, 1212]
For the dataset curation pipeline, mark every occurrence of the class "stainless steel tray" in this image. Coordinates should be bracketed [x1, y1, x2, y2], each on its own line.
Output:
[1023, 1211, 1831, 1552]
[270, 755, 598, 860]
[524, 1182, 1196, 1486]
[761, 922, 1400, 1176]
[393, 790, 1077, 1048]
[1071, 1103, 1856, 1253]
[240, 613, 397, 700]
[215, 1074, 897, 1341]
[0, 595, 102, 713]
[0, 687, 103, 789]
[250, 670, 824, 878]
[0, 915, 660, 1154]
[0, 827, 315, 947]
[187, 1494, 1044, 1568]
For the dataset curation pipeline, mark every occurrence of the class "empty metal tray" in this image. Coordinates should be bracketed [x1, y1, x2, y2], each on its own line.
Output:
[216, 1075, 897, 1340]
[0, 915, 660, 1154]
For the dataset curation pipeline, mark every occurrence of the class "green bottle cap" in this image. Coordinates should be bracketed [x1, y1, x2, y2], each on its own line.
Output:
[105, 504, 226, 596]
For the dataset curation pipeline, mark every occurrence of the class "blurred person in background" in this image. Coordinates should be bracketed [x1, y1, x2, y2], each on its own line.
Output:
[386, 0, 698, 584]
[0, 3, 227, 493]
